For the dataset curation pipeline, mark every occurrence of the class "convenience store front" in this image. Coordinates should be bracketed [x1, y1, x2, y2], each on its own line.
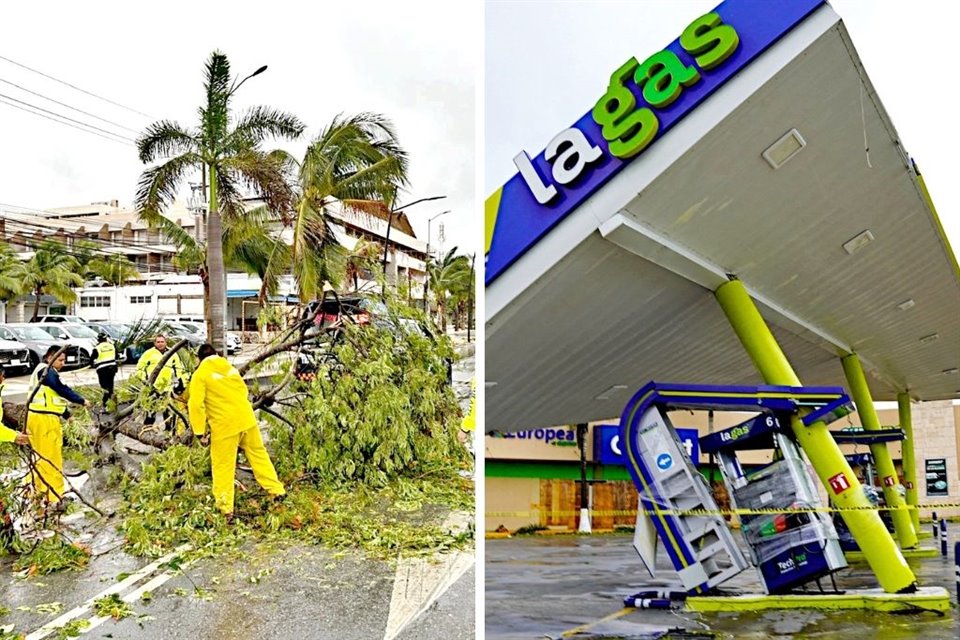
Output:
[486, 402, 960, 533]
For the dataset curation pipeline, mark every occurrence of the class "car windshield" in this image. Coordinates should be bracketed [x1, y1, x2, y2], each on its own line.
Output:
[37, 326, 70, 339]
[11, 326, 55, 340]
[180, 322, 204, 333]
[91, 324, 124, 339]
[61, 324, 98, 338]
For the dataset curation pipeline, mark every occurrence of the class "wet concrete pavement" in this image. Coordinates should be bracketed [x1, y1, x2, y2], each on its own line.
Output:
[485, 532, 960, 639]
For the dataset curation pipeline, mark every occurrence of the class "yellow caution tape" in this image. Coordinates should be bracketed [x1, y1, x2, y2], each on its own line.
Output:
[485, 502, 960, 519]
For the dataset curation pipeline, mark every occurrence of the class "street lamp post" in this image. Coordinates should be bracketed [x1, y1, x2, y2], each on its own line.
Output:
[424, 209, 451, 315]
[381, 195, 446, 288]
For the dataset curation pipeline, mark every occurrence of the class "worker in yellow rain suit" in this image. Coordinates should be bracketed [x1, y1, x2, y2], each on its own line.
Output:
[137, 334, 185, 430]
[460, 379, 475, 437]
[188, 343, 285, 522]
[26, 346, 90, 507]
[0, 364, 31, 446]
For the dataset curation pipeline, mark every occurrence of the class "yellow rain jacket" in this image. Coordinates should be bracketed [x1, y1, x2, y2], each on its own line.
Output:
[0, 382, 18, 442]
[137, 347, 184, 392]
[188, 356, 256, 438]
[461, 379, 476, 432]
[188, 355, 284, 514]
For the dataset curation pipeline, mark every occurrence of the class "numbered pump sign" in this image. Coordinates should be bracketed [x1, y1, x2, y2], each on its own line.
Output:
[926, 458, 949, 497]
[594, 424, 699, 467]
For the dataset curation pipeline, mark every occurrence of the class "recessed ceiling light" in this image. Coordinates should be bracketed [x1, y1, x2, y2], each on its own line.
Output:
[762, 128, 806, 169]
[594, 384, 629, 400]
[942, 368, 959, 375]
[896, 299, 915, 311]
[843, 230, 875, 255]
[920, 333, 940, 344]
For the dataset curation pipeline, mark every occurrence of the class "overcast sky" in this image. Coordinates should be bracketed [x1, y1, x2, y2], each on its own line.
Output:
[0, 0, 477, 257]
[485, 0, 960, 260]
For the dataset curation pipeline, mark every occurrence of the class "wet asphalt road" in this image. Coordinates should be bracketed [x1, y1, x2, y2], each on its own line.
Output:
[485, 532, 960, 639]
[1, 342, 476, 639]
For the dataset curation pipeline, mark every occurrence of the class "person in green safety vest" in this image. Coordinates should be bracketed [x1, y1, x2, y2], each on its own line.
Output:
[136, 334, 185, 430]
[90, 331, 118, 409]
[27, 346, 90, 508]
[0, 364, 31, 446]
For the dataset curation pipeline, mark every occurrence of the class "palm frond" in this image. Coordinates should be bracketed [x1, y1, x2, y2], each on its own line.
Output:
[229, 106, 305, 146]
[200, 51, 232, 153]
[147, 215, 199, 252]
[221, 149, 295, 216]
[135, 152, 202, 225]
[136, 120, 197, 164]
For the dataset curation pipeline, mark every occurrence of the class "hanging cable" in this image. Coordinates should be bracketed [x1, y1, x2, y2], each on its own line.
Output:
[0, 91, 136, 142]
[0, 53, 153, 119]
[0, 76, 142, 134]
[0, 95, 133, 147]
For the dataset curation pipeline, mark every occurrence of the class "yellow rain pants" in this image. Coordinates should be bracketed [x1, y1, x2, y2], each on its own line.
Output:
[26, 412, 64, 503]
[211, 425, 285, 515]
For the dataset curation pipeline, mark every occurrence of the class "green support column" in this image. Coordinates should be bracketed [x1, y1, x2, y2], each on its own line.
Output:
[715, 279, 916, 594]
[898, 393, 920, 532]
[841, 354, 917, 548]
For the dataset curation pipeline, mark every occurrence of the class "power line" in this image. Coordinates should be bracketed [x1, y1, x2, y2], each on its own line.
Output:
[0, 76, 142, 134]
[0, 53, 153, 119]
[0, 215, 189, 253]
[0, 91, 136, 142]
[0, 95, 133, 147]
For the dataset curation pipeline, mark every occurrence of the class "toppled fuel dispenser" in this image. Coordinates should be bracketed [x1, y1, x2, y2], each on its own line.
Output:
[622, 383, 849, 594]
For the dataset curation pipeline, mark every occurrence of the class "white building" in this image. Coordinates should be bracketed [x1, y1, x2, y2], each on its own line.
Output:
[0, 199, 429, 327]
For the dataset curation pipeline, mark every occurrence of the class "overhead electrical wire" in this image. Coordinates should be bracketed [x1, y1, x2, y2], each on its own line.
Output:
[0, 95, 133, 147]
[0, 91, 136, 143]
[0, 76, 142, 134]
[0, 53, 154, 119]
[0, 215, 195, 253]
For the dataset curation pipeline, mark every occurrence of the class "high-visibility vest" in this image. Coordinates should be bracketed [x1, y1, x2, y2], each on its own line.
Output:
[94, 342, 117, 369]
[27, 363, 68, 415]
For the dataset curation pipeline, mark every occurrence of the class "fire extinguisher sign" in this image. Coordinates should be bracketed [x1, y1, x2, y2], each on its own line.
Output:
[828, 472, 851, 495]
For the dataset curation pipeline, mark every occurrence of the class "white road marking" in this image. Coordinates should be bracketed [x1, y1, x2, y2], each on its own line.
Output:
[25, 544, 192, 640]
[80, 560, 195, 634]
[383, 511, 474, 640]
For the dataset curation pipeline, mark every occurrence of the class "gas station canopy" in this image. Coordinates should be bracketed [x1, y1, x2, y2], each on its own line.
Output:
[486, 0, 960, 432]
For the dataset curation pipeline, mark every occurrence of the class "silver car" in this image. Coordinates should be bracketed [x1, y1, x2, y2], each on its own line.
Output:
[0, 336, 32, 375]
[0, 324, 84, 369]
[32, 323, 99, 367]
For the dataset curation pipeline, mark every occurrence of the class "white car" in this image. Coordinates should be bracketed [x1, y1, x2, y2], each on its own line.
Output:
[226, 332, 242, 354]
[33, 323, 99, 367]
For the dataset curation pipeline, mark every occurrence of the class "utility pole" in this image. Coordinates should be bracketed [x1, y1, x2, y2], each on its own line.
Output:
[467, 252, 475, 342]
[424, 209, 450, 316]
[577, 423, 591, 534]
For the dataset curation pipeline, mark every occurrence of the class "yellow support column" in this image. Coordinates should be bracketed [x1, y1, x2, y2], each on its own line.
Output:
[841, 354, 917, 549]
[898, 393, 920, 533]
[715, 279, 916, 594]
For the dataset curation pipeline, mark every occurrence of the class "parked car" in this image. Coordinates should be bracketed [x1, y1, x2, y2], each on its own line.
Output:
[85, 321, 138, 363]
[0, 336, 32, 375]
[301, 296, 376, 337]
[0, 324, 84, 369]
[161, 321, 205, 350]
[299, 295, 452, 383]
[32, 323, 98, 367]
[225, 332, 242, 354]
[29, 315, 87, 323]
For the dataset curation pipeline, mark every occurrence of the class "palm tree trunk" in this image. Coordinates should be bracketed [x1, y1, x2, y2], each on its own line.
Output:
[32, 287, 42, 320]
[207, 166, 226, 354]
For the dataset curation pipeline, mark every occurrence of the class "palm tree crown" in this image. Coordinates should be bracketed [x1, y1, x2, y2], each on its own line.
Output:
[135, 51, 304, 350]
